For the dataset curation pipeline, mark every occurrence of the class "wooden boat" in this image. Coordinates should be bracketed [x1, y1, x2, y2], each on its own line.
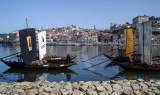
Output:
[42, 55, 77, 62]
[28, 60, 76, 69]
[0, 48, 76, 69]
[1, 58, 76, 69]
[104, 54, 130, 62]
[0, 28, 76, 69]
[104, 55, 160, 72]
[109, 21, 160, 71]
[117, 62, 160, 71]
[104, 54, 160, 63]
[18, 51, 77, 63]
[104, 29, 135, 63]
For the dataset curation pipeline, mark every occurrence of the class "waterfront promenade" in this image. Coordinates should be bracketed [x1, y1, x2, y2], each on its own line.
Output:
[0, 79, 160, 95]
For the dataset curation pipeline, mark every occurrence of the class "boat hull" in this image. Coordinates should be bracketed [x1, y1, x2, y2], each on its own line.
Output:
[104, 54, 160, 63]
[1, 60, 25, 68]
[104, 54, 130, 62]
[117, 63, 160, 72]
[1, 59, 75, 69]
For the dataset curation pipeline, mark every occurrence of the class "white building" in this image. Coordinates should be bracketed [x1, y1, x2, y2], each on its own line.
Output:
[132, 15, 149, 24]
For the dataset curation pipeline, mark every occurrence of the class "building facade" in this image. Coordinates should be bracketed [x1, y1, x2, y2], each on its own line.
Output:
[152, 20, 160, 34]
[132, 15, 149, 24]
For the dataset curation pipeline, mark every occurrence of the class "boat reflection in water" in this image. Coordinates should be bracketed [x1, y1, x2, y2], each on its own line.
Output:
[1, 68, 76, 83]
[103, 61, 160, 81]
[112, 69, 160, 81]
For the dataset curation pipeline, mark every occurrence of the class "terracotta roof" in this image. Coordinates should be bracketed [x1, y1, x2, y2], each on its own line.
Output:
[123, 24, 129, 26]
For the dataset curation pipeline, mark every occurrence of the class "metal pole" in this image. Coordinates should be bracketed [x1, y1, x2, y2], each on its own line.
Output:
[142, 22, 145, 64]
[26, 18, 28, 29]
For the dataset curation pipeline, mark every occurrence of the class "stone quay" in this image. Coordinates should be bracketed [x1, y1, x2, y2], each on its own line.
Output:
[0, 79, 160, 95]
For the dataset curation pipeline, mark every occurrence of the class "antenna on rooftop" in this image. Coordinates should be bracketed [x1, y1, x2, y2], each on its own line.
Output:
[26, 18, 28, 29]
[94, 25, 96, 30]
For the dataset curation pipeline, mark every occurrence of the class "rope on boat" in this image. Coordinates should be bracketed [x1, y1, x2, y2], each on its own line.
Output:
[82, 47, 119, 63]
[83, 58, 114, 70]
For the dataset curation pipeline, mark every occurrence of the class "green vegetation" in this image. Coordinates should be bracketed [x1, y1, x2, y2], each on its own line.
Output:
[150, 16, 160, 20]
[126, 22, 130, 25]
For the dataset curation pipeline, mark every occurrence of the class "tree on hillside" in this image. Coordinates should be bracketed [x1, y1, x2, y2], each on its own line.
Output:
[126, 22, 130, 25]
[155, 17, 160, 20]
[150, 16, 155, 20]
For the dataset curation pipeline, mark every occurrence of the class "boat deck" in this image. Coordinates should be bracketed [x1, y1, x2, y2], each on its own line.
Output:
[28, 62, 75, 69]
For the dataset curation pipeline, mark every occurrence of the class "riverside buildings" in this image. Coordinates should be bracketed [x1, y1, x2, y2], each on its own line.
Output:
[0, 32, 19, 45]
[1, 15, 159, 46]
[46, 25, 100, 45]
[110, 23, 131, 31]
[0, 25, 109, 46]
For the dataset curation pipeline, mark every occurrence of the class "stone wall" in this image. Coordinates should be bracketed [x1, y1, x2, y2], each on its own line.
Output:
[0, 79, 160, 95]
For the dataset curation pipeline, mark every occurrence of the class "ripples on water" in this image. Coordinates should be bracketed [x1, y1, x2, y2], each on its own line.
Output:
[0, 45, 160, 83]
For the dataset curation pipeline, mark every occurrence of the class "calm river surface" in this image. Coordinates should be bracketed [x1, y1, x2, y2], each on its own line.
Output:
[0, 45, 160, 83]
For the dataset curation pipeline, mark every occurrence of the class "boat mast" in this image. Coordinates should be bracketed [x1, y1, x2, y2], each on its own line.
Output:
[26, 18, 28, 29]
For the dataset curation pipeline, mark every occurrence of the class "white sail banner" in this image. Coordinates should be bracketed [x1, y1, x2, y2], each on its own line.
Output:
[138, 24, 144, 63]
[138, 21, 152, 65]
[38, 31, 46, 60]
[144, 21, 152, 65]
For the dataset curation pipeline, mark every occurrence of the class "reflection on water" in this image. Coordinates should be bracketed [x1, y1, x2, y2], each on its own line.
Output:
[1, 69, 76, 83]
[113, 70, 160, 81]
[0, 45, 160, 83]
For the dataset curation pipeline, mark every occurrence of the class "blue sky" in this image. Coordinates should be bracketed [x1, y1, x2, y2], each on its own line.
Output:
[0, 0, 160, 33]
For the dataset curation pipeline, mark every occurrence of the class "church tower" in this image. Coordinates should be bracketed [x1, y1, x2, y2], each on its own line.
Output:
[94, 25, 96, 30]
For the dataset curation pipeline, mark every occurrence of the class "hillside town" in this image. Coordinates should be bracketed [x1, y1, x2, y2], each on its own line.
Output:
[0, 15, 160, 46]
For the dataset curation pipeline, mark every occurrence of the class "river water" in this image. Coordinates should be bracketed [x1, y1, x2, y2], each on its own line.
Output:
[0, 45, 160, 83]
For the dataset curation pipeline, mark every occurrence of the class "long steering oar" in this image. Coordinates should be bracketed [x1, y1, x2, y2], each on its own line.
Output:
[0, 52, 21, 61]
[82, 47, 119, 63]
[83, 51, 138, 70]
[83, 58, 115, 70]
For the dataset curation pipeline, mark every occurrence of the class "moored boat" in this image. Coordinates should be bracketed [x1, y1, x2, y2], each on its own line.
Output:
[116, 21, 160, 71]
[103, 54, 130, 62]
[105, 21, 160, 71]
[117, 62, 160, 71]
[0, 57, 76, 69]
[104, 28, 135, 63]
[104, 54, 160, 63]
[0, 27, 76, 69]
[42, 55, 77, 62]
